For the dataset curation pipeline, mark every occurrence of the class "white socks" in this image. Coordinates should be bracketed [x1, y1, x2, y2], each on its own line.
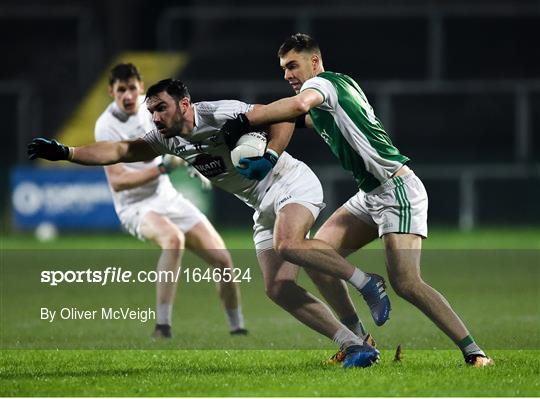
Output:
[156, 303, 173, 325]
[226, 307, 245, 331]
[348, 268, 370, 290]
[157, 304, 245, 331]
[332, 326, 363, 350]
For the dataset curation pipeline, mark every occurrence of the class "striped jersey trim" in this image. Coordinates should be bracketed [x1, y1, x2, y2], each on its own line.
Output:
[394, 176, 411, 233]
[302, 87, 327, 103]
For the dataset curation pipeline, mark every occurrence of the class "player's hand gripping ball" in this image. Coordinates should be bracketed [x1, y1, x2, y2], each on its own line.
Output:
[230, 132, 267, 167]
[230, 132, 278, 181]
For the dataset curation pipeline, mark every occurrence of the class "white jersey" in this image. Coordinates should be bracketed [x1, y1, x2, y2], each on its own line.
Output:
[142, 100, 298, 210]
[94, 96, 176, 215]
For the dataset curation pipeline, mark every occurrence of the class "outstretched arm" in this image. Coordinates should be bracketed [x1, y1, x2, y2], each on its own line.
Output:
[221, 90, 323, 149]
[71, 138, 157, 165]
[246, 89, 324, 126]
[28, 137, 158, 165]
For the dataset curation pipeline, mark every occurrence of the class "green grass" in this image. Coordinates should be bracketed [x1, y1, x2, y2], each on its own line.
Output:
[1, 227, 539, 396]
[3, 226, 539, 249]
[1, 350, 539, 396]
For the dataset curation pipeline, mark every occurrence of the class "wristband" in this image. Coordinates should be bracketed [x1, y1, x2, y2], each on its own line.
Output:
[265, 149, 279, 165]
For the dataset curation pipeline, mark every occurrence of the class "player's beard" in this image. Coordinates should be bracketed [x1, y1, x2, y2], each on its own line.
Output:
[160, 111, 185, 138]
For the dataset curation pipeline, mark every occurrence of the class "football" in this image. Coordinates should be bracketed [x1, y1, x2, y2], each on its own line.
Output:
[230, 131, 267, 167]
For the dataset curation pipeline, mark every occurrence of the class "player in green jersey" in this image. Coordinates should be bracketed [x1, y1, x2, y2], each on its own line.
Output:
[222, 33, 492, 367]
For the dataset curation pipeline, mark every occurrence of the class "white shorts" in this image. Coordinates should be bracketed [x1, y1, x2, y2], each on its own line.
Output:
[118, 191, 205, 241]
[344, 172, 428, 238]
[252, 161, 326, 252]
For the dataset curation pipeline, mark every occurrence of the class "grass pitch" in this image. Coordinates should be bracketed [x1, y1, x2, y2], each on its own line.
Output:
[1, 349, 539, 396]
[1, 227, 539, 396]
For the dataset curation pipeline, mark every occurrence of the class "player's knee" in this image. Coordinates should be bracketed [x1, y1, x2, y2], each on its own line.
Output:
[390, 278, 419, 301]
[264, 281, 281, 303]
[209, 250, 234, 269]
[158, 230, 185, 250]
[273, 238, 301, 262]
[265, 280, 294, 305]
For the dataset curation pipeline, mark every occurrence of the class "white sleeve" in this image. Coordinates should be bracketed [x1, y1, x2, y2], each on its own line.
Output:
[300, 77, 338, 112]
[197, 100, 254, 129]
[140, 129, 172, 155]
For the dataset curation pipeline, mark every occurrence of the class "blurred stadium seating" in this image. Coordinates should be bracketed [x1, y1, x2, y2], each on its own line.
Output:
[2, 0, 539, 231]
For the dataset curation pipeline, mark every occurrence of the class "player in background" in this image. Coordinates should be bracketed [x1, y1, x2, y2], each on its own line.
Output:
[221, 33, 493, 367]
[95, 64, 246, 338]
[28, 78, 383, 368]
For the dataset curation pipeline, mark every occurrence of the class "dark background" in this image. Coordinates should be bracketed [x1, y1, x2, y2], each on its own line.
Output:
[2, 0, 539, 229]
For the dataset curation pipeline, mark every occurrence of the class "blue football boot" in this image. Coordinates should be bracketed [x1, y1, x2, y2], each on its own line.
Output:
[359, 273, 391, 326]
[342, 343, 380, 368]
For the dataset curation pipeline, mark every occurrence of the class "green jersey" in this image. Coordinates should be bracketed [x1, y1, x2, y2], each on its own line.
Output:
[302, 71, 409, 192]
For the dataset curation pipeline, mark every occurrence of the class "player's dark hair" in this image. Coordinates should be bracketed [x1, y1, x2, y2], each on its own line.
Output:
[278, 33, 321, 57]
[109, 63, 141, 85]
[145, 78, 191, 103]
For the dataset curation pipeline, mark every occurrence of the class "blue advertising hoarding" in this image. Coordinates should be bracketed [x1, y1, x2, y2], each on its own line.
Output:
[11, 166, 120, 229]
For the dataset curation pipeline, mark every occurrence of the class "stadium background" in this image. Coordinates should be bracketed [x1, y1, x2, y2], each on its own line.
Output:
[1, 0, 539, 396]
[2, 0, 540, 233]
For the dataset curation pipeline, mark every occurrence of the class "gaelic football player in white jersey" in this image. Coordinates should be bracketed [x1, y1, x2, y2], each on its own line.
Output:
[221, 33, 493, 367]
[95, 64, 247, 338]
[28, 78, 384, 368]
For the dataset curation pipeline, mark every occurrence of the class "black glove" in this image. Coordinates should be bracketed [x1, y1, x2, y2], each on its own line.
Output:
[27, 138, 70, 161]
[222, 114, 252, 150]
